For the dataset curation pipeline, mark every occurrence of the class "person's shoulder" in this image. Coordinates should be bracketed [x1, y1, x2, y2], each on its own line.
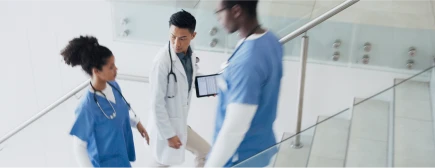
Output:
[152, 45, 171, 66]
[256, 32, 280, 45]
[108, 80, 120, 90]
[265, 31, 280, 40]
[75, 92, 94, 115]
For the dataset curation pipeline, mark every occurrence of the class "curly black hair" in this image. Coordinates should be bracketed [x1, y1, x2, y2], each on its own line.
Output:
[169, 10, 196, 33]
[60, 36, 113, 76]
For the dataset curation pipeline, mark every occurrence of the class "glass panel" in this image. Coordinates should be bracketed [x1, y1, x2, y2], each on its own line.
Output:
[234, 65, 434, 167]
[110, 1, 228, 53]
[109, 1, 349, 55]
[226, 0, 318, 52]
[304, 0, 435, 71]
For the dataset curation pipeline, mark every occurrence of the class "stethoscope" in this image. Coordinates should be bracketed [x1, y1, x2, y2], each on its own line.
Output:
[219, 25, 261, 74]
[167, 42, 177, 98]
[166, 41, 200, 98]
[90, 82, 137, 120]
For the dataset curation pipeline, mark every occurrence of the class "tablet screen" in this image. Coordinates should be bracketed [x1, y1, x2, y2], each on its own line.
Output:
[195, 74, 219, 97]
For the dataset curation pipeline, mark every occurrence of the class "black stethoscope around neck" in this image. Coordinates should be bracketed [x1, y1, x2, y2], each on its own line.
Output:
[167, 41, 178, 98]
[166, 42, 200, 99]
[90, 82, 137, 120]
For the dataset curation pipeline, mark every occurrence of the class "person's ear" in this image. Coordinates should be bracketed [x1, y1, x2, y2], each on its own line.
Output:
[92, 68, 100, 77]
[192, 32, 197, 40]
[232, 5, 242, 19]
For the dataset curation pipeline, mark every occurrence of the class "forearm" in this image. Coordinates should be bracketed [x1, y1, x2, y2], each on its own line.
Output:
[129, 112, 140, 128]
[205, 103, 257, 167]
[73, 136, 93, 167]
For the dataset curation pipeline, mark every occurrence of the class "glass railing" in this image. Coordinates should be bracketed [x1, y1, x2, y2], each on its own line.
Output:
[301, 0, 435, 72]
[109, 0, 336, 54]
[234, 65, 435, 167]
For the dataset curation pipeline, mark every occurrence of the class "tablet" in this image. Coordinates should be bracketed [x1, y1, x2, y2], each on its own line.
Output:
[195, 74, 219, 97]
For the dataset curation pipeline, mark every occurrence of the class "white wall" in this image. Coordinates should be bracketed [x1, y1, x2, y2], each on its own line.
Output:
[0, 1, 431, 166]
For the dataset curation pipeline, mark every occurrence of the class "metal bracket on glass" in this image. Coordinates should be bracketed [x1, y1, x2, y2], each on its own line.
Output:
[209, 27, 218, 36]
[363, 42, 372, 52]
[210, 38, 218, 47]
[120, 29, 130, 37]
[406, 59, 415, 69]
[120, 18, 129, 25]
[332, 39, 341, 49]
[362, 54, 370, 64]
[408, 47, 417, 57]
[332, 51, 340, 61]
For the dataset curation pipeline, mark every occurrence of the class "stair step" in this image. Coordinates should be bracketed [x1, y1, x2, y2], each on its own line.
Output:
[307, 116, 350, 167]
[346, 98, 389, 167]
[394, 79, 435, 167]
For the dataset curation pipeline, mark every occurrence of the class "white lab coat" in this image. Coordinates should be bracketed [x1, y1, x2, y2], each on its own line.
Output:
[147, 43, 197, 165]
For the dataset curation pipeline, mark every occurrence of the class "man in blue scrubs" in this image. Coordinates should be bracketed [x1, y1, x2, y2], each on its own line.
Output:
[205, 0, 283, 167]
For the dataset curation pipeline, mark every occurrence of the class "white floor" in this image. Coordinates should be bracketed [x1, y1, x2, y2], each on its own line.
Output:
[394, 80, 435, 167]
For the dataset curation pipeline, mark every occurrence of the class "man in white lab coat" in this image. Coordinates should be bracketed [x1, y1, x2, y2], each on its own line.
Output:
[147, 10, 210, 167]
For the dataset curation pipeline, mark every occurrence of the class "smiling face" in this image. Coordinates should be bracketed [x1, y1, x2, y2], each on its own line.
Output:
[169, 25, 196, 53]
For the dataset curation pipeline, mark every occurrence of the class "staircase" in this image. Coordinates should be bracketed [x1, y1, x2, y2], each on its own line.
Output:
[308, 116, 350, 167]
[237, 75, 435, 167]
[394, 79, 435, 166]
[346, 99, 389, 167]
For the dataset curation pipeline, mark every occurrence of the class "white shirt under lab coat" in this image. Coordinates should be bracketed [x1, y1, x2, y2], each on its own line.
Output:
[147, 42, 197, 165]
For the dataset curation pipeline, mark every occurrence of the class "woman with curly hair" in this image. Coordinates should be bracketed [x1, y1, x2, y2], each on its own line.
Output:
[61, 35, 149, 167]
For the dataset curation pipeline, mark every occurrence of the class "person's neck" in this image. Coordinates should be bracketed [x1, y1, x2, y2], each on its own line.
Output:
[91, 77, 107, 91]
[238, 19, 264, 38]
[181, 46, 190, 55]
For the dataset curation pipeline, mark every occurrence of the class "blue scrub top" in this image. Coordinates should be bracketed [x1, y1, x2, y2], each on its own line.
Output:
[214, 32, 283, 167]
[70, 81, 136, 167]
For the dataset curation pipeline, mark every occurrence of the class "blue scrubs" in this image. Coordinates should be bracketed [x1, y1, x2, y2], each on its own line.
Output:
[70, 81, 136, 167]
[214, 32, 283, 167]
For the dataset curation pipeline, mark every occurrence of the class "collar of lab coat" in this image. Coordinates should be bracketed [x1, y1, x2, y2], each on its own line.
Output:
[166, 42, 197, 92]
[168, 43, 185, 79]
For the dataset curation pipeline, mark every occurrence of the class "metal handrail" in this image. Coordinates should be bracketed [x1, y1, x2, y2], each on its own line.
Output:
[278, 0, 359, 148]
[0, 0, 359, 146]
[0, 74, 149, 145]
[279, 0, 359, 44]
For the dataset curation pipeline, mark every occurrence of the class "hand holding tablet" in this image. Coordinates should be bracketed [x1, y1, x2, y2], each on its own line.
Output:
[195, 74, 219, 98]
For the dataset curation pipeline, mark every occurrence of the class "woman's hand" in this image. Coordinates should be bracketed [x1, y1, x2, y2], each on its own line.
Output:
[137, 122, 149, 145]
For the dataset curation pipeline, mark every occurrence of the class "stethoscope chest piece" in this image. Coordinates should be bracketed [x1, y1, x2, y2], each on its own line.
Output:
[110, 113, 116, 119]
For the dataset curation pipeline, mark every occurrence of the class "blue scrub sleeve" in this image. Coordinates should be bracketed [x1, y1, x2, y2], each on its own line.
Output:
[227, 60, 263, 105]
[70, 108, 94, 142]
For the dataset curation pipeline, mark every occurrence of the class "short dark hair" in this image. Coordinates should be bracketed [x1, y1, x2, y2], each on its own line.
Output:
[169, 10, 196, 33]
[223, 0, 258, 18]
[60, 36, 113, 76]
